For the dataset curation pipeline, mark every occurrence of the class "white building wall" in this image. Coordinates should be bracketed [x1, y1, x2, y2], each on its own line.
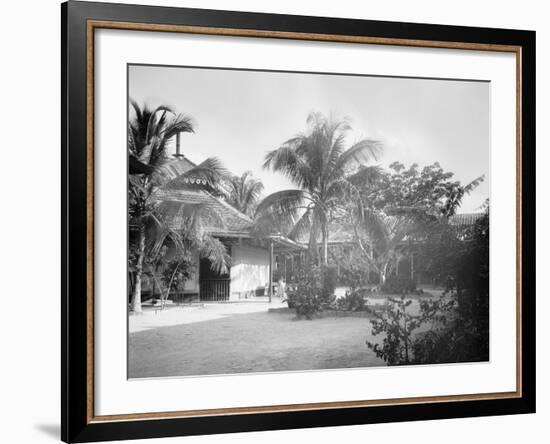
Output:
[230, 245, 269, 300]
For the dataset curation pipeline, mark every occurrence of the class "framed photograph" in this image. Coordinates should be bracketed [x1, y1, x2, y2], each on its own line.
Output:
[61, 1, 535, 442]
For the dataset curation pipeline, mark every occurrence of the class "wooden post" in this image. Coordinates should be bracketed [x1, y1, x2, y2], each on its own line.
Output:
[410, 253, 414, 280]
[268, 239, 274, 303]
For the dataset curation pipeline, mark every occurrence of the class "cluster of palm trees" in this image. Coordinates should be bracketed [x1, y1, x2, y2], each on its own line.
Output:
[255, 112, 483, 283]
[128, 101, 384, 311]
[128, 101, 230, 313]
[128, 100, 482, 312]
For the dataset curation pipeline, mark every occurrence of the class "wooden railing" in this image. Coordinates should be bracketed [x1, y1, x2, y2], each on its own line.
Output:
[200, 279, 230, 302]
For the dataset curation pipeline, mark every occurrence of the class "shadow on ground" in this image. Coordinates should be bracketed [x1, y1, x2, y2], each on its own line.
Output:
[129, 309, 385, 378]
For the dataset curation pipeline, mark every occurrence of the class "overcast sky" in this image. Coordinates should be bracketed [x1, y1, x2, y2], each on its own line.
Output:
[129, 64, 490, 213]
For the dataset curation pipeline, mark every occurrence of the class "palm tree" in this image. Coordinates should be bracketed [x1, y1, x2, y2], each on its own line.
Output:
[225, 171, 264, 217]
[257, 112, 383, 264]
[139, 194, 231, 310]
[128, 100, 227, 313]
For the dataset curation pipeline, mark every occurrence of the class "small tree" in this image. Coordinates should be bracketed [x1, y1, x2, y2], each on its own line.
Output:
[349, 162, 484, 285]
[366, 295, 422, 365]
[159, 256, 195, 309]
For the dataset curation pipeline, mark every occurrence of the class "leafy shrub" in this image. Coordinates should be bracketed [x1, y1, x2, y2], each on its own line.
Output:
[336, 289, 368, 312]
[286, 264, 336, 319]
[287, 291, 322, 319]
[381, 274, 417, 295]
[411, 289, 488, 364]
[366, 295, 421, 364]
[367, 208, 490, 365]
[414, 209, 489, 363]
[286, 271, 322, 320]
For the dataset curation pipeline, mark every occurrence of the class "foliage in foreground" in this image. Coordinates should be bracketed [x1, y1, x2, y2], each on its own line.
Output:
[366, 295, 423, 364]
[367, 209, 489, 365]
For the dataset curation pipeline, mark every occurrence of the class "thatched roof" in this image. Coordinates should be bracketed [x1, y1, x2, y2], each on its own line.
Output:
[154, 188, 254, 237]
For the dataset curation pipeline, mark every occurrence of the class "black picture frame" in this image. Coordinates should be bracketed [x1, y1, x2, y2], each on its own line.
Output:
[61, 1, 536, 442]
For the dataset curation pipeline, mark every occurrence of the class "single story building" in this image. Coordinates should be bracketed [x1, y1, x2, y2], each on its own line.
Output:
[138, 157, 304, 303]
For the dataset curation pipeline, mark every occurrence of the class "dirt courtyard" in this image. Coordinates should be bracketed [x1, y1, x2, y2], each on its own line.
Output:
[128, 300, 385, 378]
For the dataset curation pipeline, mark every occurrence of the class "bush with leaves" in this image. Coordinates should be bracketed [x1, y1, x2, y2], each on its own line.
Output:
[413, 210, 489, 363]
[286, 264, 337, 319]
[367, 208, 490, 365]
[366, 295, 423, 364]
[337, 289, 368, 312]
[286, 268, 322, 319]
[332, 264, 370, 312]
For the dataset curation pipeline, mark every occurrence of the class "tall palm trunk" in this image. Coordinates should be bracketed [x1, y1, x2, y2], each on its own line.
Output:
[321, 223, 329, 265]
[379, 259, 390, 286]
[131, 221, 145, 314]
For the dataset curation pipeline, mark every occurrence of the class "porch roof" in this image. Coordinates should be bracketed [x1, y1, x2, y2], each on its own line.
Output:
[268, 234, 307, 253]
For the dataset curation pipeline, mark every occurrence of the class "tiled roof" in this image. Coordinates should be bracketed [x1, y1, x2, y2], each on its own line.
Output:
[294, 212, 484, 245]
[154, 188, 253, 236]
[449, 213, 483, 226]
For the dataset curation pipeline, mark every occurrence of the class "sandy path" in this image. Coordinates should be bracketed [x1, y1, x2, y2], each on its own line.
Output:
[128, 307, 385, 378]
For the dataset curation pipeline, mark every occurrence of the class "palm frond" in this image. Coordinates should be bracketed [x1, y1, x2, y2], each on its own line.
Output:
[225, 171, 264, 216]
[253, 190, 308, 237]
[255, 189, 307, 215]
[335, 139, 383, 172]
[161, 113, 195, 139]
[463, 175, 485, 194]
[144, 106, 174, 144]
[287, 207, 313, 240]
[263, 144, 311, 188]
[199, 235, 231, 275]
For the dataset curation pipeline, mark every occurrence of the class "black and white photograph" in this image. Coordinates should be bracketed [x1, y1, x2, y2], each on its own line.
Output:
[127, 64, 490, 379]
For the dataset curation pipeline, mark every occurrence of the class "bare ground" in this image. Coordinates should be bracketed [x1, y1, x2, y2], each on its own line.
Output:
[128, 302, 385, 378]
